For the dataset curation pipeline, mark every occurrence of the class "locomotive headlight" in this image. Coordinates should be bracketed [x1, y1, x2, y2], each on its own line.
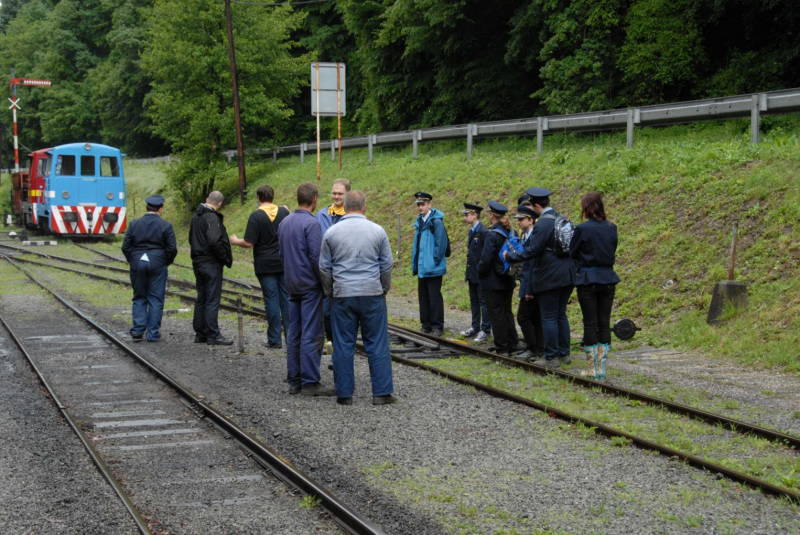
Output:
[106, 192, 114, 200]
[62, 191, 69, 199]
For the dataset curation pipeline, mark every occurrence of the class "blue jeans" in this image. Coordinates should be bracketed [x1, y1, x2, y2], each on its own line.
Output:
[537, 285, 573, 359]
[331, 295, 394, 398]
[193, 262, 224, 339]
[468, 282, 491, 333]
[258, 273, 289, 345]
[287, 290, 324, 388]
[130, 259, 167, 342]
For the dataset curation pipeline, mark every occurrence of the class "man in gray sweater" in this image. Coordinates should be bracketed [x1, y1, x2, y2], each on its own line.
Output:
[319, 191, 397, 406]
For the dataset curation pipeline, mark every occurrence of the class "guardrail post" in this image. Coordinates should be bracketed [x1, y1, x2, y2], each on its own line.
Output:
[467, 124, 475, 160]
[536, 118, 545, 153]
[300, 143, 305, 164]
[751, 95, 760, 144]
[273, 149, 277, 167]
[413, 130, 419, 159]
[368, 135, 374, 163]
[627, 109, 635, 148]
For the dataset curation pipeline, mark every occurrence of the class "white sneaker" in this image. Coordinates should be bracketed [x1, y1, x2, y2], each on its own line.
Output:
[474, 331, 490, 343]
[460, 327, 477, 337]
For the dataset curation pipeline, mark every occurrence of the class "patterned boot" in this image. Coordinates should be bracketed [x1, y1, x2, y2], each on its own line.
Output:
[598, 343, 609, 380]
[580, 345, 598, 378]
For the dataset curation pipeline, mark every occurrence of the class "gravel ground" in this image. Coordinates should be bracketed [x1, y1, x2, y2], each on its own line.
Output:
[28, 271, 800, 535]
[0, 319, 139, 534]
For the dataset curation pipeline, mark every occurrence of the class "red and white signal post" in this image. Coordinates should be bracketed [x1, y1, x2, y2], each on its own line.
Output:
[9, 69, 51, 172]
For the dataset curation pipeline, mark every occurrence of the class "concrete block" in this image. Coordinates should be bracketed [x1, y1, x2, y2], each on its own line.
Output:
[707, 280, 748, 325]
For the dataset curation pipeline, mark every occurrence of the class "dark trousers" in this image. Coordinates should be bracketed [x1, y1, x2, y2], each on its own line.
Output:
[258, 273, 289, 346]
[484, 288, 517, 353]
[287, 290, 324, 388]
[537, 286, 573, 359]
[468, 282, 491, 333]
[193, 262, 224, 339]
[331, 295, 394, 398]
[577, 283, 616, 346]
[418, 275, 444, 331]
[323, 296, 333, 342]
[130, 259, 167, 342]
[517, 296, 544, 352]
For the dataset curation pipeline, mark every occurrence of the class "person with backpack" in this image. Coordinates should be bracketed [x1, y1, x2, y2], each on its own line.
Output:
[505, 187, 576, 367]
[477, 201, 519, 356]
[411, 191, 449, 336]
[513, 204, 544, 361]
[460, 202, 492, 342]
[569, 192, 620, 379]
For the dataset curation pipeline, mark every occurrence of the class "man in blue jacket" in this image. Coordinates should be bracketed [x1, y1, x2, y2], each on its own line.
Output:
[122, 195, 177, 342]
[316, 178, 351, 346]
[411, 191, 448, 336]
[505, 188, 576, 367]
[278, 182, 333, 397]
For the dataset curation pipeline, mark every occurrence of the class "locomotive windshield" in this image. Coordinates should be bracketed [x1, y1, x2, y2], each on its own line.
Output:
[80, 155, 95, 176]
[100, 156, 120, 177]
[56, 154, 76, 175]
[37, 157, 48, 177]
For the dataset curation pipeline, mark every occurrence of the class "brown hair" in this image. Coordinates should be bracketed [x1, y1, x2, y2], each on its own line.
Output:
[581, 192, 606, 221]
[332, 178, 351, 192]
[257, 184, 274, 203]
[297, 182, 318, 206]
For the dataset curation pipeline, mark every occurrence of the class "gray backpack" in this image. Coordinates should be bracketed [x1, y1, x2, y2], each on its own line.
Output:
[540, 212, 575, 258]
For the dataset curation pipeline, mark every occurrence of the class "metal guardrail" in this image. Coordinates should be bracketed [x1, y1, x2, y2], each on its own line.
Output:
[124, 155, 176, 165]
[224, 87, 800, 164]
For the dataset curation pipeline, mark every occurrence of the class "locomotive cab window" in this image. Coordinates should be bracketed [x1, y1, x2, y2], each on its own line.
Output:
[80, 155, 95, 176]
[100, 156, 120, 177]
[56, 155, 76, 175]
[36, 157, 48, 177]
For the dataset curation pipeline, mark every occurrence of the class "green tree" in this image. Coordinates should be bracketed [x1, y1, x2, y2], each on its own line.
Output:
[142, 0, 310, 198]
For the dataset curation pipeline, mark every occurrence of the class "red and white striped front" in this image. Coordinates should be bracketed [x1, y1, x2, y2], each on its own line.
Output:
[50, 206, 127, 235]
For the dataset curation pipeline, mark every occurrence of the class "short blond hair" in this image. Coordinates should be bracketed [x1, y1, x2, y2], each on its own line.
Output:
[332, 178, 351, 192]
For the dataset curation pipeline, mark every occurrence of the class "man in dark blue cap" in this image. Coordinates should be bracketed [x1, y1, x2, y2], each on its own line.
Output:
[460, 202, 491, 342]
[122, 194, 178, 342]
[505, 187, 576, 367]
[412, 191, 448, 336]
[513, 205, 544, 360]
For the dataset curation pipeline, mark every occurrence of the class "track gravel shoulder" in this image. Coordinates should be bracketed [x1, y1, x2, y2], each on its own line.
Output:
[0, 323, 140, 535]
[37, 278, 800, 535]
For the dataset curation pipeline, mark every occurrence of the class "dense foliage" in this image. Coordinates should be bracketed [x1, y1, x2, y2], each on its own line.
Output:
[1, 0, 799, 170]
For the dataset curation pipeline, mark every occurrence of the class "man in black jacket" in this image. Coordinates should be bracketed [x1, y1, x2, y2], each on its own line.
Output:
[121, 195, 178, 342]
[460, 202, 491, 342]
[189, 191, 234, 346]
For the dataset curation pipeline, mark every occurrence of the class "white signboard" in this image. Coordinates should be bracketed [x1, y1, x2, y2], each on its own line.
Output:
[311, 62, 346, 117]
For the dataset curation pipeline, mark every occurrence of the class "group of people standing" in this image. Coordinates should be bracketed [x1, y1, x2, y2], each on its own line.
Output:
[411, 187, 620, 379]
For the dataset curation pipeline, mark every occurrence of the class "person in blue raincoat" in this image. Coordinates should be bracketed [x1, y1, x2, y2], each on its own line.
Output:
[411, 191, 448, 336]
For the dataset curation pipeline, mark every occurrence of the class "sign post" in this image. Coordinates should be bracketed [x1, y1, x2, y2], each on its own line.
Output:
[9, 70, 51, 174]
[311, 63, 346, 179]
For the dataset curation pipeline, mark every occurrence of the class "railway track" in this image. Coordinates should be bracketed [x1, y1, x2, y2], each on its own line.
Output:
[6, 244, 800, 502]
[0, 255, 385, 535]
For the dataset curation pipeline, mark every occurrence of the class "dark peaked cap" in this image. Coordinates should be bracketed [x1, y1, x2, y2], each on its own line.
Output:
[525, 187, 553, 198]
[145, 195, 165, 207]
[487, 200, 508, 215]
[513, 205, 537, 219]
[414, 191, 433, 204]
[462, 202, 483, 214]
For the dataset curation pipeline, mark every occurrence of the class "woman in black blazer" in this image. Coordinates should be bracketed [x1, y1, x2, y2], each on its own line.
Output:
[569, 192, 620, 379]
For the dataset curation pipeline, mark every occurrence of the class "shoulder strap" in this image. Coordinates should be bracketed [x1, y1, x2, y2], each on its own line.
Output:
[491, 228, 509, 239]
[539, 212, 556, 221]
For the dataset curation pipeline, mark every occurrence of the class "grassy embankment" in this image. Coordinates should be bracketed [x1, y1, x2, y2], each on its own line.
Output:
[71, 120, 800, 373]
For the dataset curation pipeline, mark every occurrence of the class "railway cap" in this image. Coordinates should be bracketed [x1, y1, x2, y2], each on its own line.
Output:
[487, 200, 508, 215]
[414, 191, 433, 204]
[525, 187, 553, 198]
[517, 194, 531, 206]
[513, 205, 537, 219]
[462, 202, 483, 214]
[146, 195, 165, 207]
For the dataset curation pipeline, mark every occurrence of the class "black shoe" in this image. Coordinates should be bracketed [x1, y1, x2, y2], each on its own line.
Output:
[421, 328, 432, 334]
[146, 339, 160, 343]
[430, 329, 444, 337]
[131, 333, 143, 340]
[207, 336, 234, 346]
[336, 397, 353, 405]
[373, 394, 398, 406]
[300, 383, 336, 397]
[533, 357, 561, 368]
[263, 342, 282, 349]
[194, 335, 207, 343]
[289, 385, 301, 395]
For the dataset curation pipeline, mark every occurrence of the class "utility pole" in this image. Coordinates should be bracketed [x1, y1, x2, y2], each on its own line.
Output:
[224, 0, 247, 204]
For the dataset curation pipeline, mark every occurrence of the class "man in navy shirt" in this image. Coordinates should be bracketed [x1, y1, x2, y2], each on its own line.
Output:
[278, 182, 333, 396]
[121, 195, 177, 342]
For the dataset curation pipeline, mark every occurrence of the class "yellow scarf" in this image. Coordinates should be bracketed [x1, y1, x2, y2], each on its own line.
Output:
[258, 203, 279, 222]
[328, 204, 346, 217]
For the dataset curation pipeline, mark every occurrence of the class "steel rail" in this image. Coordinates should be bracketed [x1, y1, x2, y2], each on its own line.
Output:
[2, 255, 386, 535]
[373, 343, 800, 502]
[7, 255, 268, 318]
[388, 324, 800, 450]
[0, 313, 154, 535]
[0, 242, 263, 303]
